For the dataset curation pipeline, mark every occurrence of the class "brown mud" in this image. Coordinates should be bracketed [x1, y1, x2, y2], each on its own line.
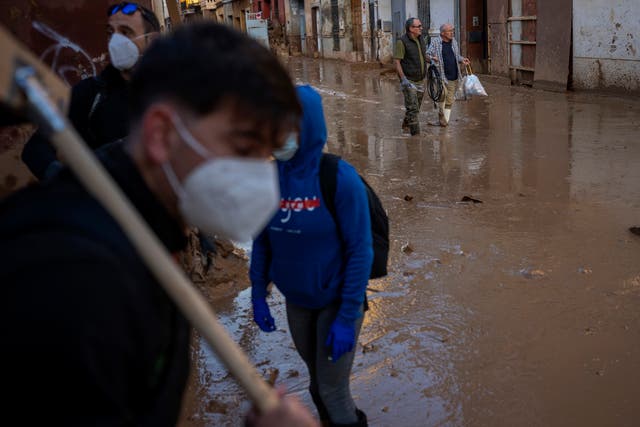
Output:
[1, 54, 637, 427]
[178, 57, 640, 427]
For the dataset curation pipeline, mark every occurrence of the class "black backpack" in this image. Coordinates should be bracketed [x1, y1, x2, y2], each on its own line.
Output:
[319, 153, 389, 279]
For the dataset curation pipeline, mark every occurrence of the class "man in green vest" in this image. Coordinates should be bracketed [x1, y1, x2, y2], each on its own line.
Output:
[394, 17, 428, 136]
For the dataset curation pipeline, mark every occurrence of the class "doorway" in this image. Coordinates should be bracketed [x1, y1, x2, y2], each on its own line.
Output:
[465, 0, 487, 72]
[369, 0, 377, 59]
[417, 0, 430, 43]
[312, 6, 320, 56]
[391, 0, 405, 45]
[508, 0, 537, 85]
[351, 0, 364, 57]
[299, 4, 306, 55]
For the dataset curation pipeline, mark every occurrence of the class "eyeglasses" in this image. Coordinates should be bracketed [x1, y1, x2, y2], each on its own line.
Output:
[108, 2, 156, 28]
[411, 25, 423, 28]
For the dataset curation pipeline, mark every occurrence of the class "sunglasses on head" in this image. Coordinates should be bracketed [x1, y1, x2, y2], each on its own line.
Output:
[108, 2, 156, 26]
[108, 2, 141, 16]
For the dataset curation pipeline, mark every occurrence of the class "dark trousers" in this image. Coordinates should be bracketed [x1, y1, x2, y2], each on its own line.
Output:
[286, 300, 364, 424]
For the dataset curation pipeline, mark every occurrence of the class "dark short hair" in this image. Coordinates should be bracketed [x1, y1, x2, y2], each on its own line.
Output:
[137, 5, 160, 33]
[130, 23, 300, 140]
[108, 2, 161, 33]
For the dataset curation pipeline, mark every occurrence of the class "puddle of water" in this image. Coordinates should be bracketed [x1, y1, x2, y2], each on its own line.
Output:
[184, 57, 640, 427]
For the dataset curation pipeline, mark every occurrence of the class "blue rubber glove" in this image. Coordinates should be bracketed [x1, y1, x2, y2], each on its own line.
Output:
[400, 76, 417, 90]
[252, 298, 276, 332]
[325, 319, 356, 362]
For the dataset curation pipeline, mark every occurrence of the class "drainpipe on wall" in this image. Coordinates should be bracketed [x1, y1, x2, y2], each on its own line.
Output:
[374, 0, 380, 61]
[283, 0, 291, 53]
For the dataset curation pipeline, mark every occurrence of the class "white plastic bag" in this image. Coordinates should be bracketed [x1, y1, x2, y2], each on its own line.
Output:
[463, 65, 488, 97]
[455, 78, 468, 100]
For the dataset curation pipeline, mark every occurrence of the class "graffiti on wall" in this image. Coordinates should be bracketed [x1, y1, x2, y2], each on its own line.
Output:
[33, 21, 98, 85]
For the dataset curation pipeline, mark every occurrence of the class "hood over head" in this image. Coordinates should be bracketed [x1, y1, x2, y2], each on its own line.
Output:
[277, 84, 326, 174]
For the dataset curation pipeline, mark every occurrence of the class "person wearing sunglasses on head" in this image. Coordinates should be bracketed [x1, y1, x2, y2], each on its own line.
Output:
[21, 2, 160, 181]
[394, 17, 428, 136]
[2, 22, 318, 427]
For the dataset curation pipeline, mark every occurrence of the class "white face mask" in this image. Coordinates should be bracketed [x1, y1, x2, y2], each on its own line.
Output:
[273, 132, 299, 161]
[163, 115, 280, 242]
[108, 33, 142, 71]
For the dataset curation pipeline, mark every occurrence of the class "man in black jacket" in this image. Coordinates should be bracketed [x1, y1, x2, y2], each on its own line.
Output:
[21, 2, 160, 180]
[394, 17, 427, 136]
[0, 22, 316, 427]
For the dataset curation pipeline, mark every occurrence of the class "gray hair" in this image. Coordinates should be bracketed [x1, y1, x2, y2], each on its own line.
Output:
[440, 23, 453, 33]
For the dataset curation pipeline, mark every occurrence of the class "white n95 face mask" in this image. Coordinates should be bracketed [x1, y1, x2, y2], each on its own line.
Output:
[273, 132, 299, 161]
[108, 33, 141, 71]
[163, 115, 280, 242]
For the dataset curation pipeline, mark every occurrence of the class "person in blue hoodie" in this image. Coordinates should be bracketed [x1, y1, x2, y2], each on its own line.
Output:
[250, 85, 373, 427]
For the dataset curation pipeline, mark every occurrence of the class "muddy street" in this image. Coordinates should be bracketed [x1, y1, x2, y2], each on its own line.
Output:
[180, 57, 640, 427]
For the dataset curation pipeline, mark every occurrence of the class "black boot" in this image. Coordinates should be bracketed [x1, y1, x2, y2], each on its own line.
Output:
[401, 119, 410, 133]
[329, 408, 368, 427]
[410, 124, 420, 135]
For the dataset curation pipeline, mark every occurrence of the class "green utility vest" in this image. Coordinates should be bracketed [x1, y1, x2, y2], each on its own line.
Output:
[399, 34, 426, 81]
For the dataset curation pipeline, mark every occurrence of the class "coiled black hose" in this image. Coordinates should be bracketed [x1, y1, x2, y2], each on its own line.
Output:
[427, 62, 443, 106]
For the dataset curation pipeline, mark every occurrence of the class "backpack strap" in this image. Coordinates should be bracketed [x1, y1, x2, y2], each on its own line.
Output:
[319, 152, 340, 223]
[319, 152, 369, 312]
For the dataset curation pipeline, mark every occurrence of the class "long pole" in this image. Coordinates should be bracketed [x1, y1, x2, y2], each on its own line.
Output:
[13, 66, 279, 413]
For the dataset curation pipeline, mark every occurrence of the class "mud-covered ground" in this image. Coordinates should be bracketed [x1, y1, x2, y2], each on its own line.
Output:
[176, 56, 640, 427]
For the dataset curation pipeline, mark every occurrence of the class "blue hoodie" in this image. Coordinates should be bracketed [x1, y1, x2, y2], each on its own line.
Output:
[250, 85, 373, 324]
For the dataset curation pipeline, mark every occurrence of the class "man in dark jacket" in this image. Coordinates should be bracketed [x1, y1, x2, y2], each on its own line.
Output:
[394, 17, 427, 136]
[0, 22, 315, 426]
[21, 2, 160, 180]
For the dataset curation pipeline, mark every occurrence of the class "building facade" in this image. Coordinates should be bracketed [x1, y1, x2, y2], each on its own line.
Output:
[571, 0, 639, 92]
[166, 0, 638, 93]
[294, 0, 637, 93]
[484, 0, 639, 92]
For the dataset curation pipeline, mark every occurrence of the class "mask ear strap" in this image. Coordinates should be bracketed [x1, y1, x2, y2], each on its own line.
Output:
[133, 32, 158, 44]
[162, 162, 187, 200]
[171, 114, 210, 159]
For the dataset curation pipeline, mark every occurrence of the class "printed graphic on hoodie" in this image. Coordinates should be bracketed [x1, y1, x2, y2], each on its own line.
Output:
[278, 195, 321, 224]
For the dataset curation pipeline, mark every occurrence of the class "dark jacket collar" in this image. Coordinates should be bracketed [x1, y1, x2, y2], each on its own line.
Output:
[97, 140, 187, 253]
[99, 64, 129, 89]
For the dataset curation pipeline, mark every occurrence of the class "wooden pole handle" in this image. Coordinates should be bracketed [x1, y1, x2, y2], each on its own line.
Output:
[2, 21, 278, 411]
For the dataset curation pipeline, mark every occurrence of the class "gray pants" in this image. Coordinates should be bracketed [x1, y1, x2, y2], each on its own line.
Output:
[286, 300, 364, 424]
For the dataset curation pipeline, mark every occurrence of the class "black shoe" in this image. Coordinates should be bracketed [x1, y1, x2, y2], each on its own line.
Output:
[410, 124, 420, 135]
[630, 226, 640, 236]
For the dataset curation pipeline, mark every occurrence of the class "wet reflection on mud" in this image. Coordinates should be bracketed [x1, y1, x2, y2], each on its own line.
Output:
[189, 57, 640, 426]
